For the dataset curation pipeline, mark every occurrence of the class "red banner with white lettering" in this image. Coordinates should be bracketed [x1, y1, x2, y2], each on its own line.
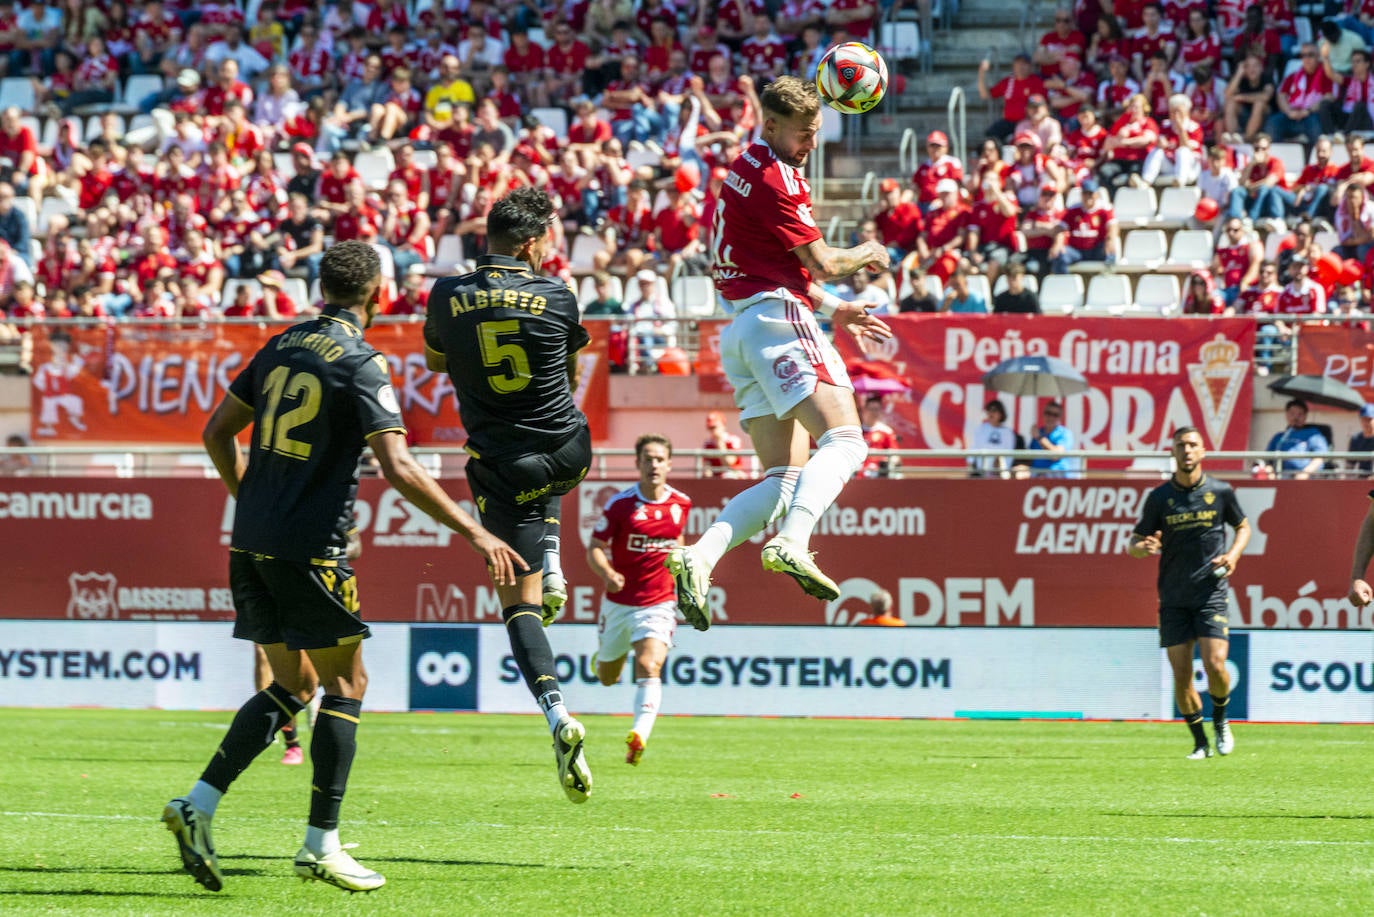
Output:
[27, 322, 608, 445]
[4, 478, 1368, 631]
[833, 315, 1256, 464]
[1296, 324, 1374, 399]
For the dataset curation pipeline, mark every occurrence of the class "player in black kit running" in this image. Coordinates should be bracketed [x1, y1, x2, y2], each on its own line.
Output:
[424, 186, 593, 803]
[1128, 427, 1250, 760]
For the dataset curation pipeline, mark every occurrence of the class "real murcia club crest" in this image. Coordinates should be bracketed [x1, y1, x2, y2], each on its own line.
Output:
[1187, 334, 1247, 447]
[68, 572, 118, 619]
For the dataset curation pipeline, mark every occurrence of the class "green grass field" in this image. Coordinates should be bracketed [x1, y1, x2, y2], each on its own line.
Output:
[1, 710, 1370, 916]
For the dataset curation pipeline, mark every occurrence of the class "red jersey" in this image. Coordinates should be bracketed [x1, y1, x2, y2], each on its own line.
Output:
[925, 201, 970, 249]
[0, 125, 37, 174]
[969, 198, 1019, 248]
[862, 422, 898, 475]
[1247, 156, 1288, 191]
[1178, 34, 1220, 71]
[688, 41, 732, 76]
[654, 205, 699, 252]
[1131, 26, 1175, 63]
[874, 201, 924, 251]
[1106, 113, 1159, 162]
[202, 80, 254, 117]
[991, 74, 1047, 122]
[1064, 124, 1107, 163]
[546, 41, 591, 76]
[1214, 240, 1255, 287]
[1236, 284, 1281, 314]
[78, 167, 115, 210]
[333, 205, 380, 242]
[828, 0, 875, 40]
[1038, 30, 1087, 76]
[711, 141, 821, 302]
[1022, 205, 1064, 250]
[741, 35, 789, 76]
[504, 42, 546, 76]
[318, 168, 360, 205]
[289, 45, 332, 83]
[1062, 200, 1114, 251]
[913, 155, 965, 204]
[389, 286, 429, 316]
[1278, 68, 1335, 111]
[567, 118, 613, 146]
[389, 164, 429, 204]
[591, 484, 691, 607]
[1335, 156, 1374, 182]
[1275, 279, 1325, 315]
[1098, 79, 1141, 112]
[1295, 162, 1339, 189]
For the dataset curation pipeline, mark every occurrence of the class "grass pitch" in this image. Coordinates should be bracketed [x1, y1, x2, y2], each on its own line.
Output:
[0, 710, 1370, 916]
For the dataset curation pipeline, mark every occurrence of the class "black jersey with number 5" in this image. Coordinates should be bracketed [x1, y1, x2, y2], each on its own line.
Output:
[227, 308, 406, 562]
[424, 254, 590, 462]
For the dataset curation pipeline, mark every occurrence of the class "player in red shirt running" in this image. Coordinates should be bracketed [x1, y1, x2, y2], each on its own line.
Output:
[665, 77, 891, 631]
[589, 434, 692, 766]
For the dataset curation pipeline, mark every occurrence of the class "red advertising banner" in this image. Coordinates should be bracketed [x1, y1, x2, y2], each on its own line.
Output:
[5, 477, 1368, 632]
[28, 322, 608, 445]
[832, 316, 1256, 461]
[1296, 325, 1374, 400]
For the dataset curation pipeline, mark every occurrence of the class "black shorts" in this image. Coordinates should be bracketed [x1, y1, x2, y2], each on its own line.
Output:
[465, 424, 592, 570]
[1158, 595, 1230, 648]
[229, 551, 370, 651]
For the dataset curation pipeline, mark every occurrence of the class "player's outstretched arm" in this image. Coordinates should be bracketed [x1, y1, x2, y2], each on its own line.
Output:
[793, 237, 891, 283]
[369, 431, 529, 586]
[1349, 501, 1374, 606]
[202, 394, 253, 498]
[807, 282, 893, 342]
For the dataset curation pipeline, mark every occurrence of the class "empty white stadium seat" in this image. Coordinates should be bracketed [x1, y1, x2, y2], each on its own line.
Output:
[1112, 187, 1157, 227]
[1038, 274, 1084, 315]
[424, 234, 465, 277]
[353, 148, 395, 191]
[0, 77, 36, 113]
[122, 74, 165, 110]
[965, 274, 992, 307]
[1082, 274, 1132, 315]
[1270, 143, 1305, 182]
[1131, 274, 1181, 315]
[221, 279, 263, 311]
[1155, 186, 1201, 226]
[1117, 229, 1168, 271]
[530, 106, 568, 137]
[1163, 230, 1214, 271]
[671, 274, 718, 317]
[880, 21, 922, 60]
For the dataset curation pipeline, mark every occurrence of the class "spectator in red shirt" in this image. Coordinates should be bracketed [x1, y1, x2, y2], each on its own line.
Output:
[703, 410, 746, 478]
[1045, 55, 1097, 129]
[1052, 178, 1119, 271]
[1182, 269, 1226, 314]
[919, 178, 970, 282]
[1236, 260, 1282, 314]
[1266, 42, 1335, 144]
[1239, 134, 1295, 224]
[1021, 182, 1067, 276]
[1035, 8, 1087, 77]
[1098, 93, 1160, 189]
[978, 54, 1046, 143]
[0, 106, 43, 201]
[858, 395, 899, 477]
[1142, 93, 1204, 186]
[1211, 217, 1263, 306]
[912, 130, 964, 208]
[965, 178, 1020, 281]
[872, 178, 925, 262]
[544, 21, 591, 102]
[1293, 135, 1340, 221]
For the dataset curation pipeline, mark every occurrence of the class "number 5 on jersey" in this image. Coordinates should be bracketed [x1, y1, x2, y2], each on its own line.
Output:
[479, 319, 531, 394]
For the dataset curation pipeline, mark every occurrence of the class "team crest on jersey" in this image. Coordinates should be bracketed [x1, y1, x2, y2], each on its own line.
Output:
[67, 572, 118, 619]
[1203, 492, 1215, 505]
[669, 503, 683, 525]
[1187, 334, 1248, 448]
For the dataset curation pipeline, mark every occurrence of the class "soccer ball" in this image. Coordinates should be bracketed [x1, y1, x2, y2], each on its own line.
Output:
[815, 42, 889, 114]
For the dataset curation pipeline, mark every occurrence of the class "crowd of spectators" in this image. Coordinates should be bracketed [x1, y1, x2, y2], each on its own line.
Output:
[0, 0, 896, 363]
[852, 0, 1374, 325]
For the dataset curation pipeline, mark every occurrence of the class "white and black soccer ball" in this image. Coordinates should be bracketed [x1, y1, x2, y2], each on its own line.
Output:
[815, 42, 889, 114]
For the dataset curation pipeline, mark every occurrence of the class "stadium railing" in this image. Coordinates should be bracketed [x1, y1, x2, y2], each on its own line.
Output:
[2, 446, 1369, 482]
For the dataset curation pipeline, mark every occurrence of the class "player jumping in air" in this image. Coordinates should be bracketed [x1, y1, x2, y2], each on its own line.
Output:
[589, 434, 691, 765]
[665, 75, 892, 630]
[424, 186, 595, 803]
[162, 241, 525, 893]
[1128, 427, 1249, 759]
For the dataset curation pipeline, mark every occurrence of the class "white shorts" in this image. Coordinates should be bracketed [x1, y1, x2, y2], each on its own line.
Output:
[721, 289, 853, 422]
[597, 598, 677, 663]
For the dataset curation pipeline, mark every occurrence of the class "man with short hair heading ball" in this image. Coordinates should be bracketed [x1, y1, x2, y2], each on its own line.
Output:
[1128, 427, 1250, 760]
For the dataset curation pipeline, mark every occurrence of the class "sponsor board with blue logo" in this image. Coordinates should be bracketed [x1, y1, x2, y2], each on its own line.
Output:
[409, 626, 479, 711]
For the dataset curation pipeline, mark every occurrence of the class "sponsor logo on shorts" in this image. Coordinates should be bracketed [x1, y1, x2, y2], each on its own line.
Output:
[409, 626, 479, 711]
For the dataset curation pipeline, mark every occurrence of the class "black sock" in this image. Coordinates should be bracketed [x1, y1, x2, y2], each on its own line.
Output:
[1185, 712, 1208, 748]
[201, 682, 306, 792]
[309, 695, 362, 830]
[1210, 694, 1229, 728]
[281, 717, 300, 748]
[502, 603, 562, 705]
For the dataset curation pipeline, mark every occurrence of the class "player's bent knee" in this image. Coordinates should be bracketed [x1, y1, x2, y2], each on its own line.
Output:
[817, 425, 868, 478]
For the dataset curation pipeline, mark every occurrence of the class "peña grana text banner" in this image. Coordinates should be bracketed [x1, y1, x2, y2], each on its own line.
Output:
[833, 315, 1256, 463]
[2, 477, 1367, 631]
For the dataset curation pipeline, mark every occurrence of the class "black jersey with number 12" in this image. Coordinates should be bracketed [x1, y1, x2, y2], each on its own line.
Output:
[424, 254, 590, 462]
[227, 307, 406, 562]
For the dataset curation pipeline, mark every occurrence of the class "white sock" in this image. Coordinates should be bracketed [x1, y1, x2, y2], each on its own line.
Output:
[777, 427, 867, 549]
[305, 826, 341, 857]
[694, 466, 799, 568]
[631, 677, 662, 740]
[187, 780, 222, 817]
[543, 700, 569, 733]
